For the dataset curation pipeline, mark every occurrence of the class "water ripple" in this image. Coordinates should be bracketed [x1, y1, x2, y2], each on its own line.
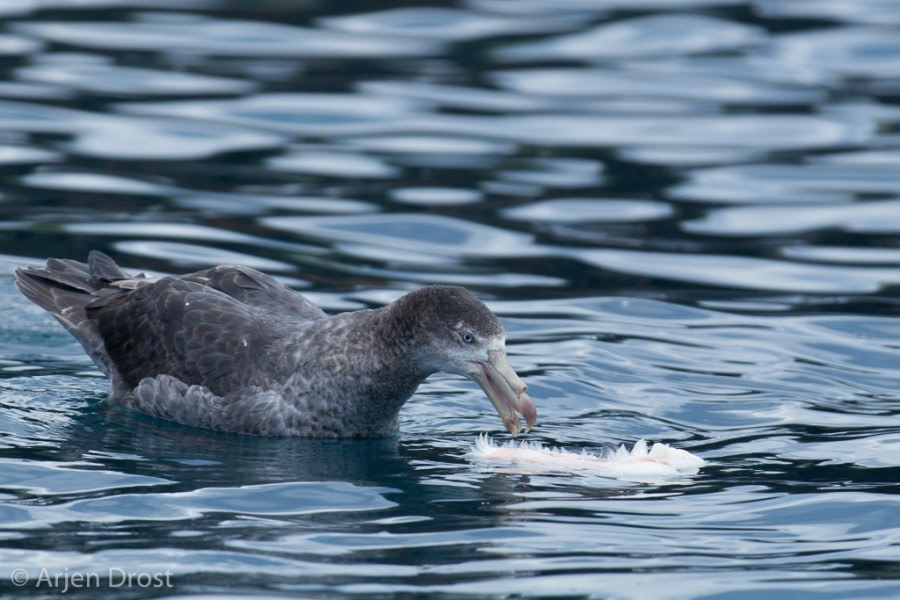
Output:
[573, 249, 900, 293]
[757, 0, 900, 25]
[495, 14, 765, 62]
[683, 199, 900, 236]
[492, 67, 823, 106]
[17, 57, 257, 96]
[319, 6, 582, 42]
[439, 113, 874, 151]
[774, 26, 900, 80]
[22, 170, 168, 195]
[260, 213, 542, 261]
[121, 92, 425, 136]
[15, 13, 438, 58]
[504, 198, 673, 223]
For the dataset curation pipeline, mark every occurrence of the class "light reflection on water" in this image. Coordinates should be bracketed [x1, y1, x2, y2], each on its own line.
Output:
[1, 0, 900, 598]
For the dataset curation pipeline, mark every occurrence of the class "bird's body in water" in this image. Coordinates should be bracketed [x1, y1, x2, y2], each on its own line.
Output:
[15, 252, 536, 437]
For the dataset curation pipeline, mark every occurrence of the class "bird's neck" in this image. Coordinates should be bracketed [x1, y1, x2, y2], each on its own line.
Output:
[280, 306, 433, 436]
[368, 303, 433, 379]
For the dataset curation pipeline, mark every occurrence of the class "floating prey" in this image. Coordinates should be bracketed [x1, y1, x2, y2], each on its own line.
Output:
[469, 435, 705, 482]
[15, 251, 536, 437]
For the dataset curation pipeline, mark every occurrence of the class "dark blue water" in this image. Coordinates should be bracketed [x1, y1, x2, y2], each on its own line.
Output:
[1, 1, 900, 598]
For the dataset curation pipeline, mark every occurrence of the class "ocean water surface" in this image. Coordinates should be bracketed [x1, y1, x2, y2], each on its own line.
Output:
[1, 1, 899, 598]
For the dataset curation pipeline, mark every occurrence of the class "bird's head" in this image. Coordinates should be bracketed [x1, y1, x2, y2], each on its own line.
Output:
[393, 286, 536, 436]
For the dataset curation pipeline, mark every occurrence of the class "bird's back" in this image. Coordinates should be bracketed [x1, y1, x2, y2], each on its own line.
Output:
[15, 251, 327, 398]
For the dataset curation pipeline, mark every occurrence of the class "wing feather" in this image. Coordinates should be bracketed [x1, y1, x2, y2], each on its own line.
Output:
[181, 265, 327, 322]
[87, 277, 282, 394]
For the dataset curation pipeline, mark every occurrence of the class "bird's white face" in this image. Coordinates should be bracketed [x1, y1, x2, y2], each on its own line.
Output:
[441, 320, 504, 374]
[438, 323, 536, 437]
[396, 285, 537, 437]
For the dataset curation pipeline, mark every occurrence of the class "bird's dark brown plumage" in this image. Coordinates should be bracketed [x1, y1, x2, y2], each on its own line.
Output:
[15, 252, 536, 437]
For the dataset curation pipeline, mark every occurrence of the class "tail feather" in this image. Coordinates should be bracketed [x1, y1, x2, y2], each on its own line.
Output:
[16, 267, 90, 321]
[15, 252, 128, 376]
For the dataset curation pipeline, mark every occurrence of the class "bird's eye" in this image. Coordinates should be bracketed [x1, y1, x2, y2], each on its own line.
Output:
[461, 332, 475, 344]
